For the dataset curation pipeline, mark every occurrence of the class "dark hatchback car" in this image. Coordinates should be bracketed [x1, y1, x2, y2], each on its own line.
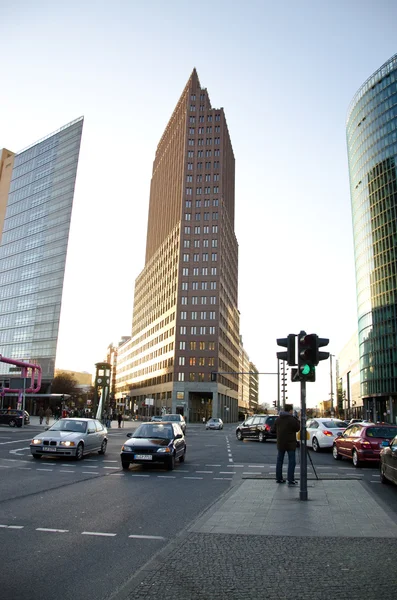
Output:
[0, 409, 30, 427]
[333, 423, 397, 467]
[236, 415, 277, 442]
[159, 413, 186, 434]
[121, 421, 186, 471]
[380, 434, 397, 485]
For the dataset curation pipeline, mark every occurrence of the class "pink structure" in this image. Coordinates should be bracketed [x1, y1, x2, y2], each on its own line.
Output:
[0, 355, 42, 409]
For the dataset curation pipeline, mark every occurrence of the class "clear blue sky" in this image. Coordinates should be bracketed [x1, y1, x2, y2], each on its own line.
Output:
[1, 0, 396, 406]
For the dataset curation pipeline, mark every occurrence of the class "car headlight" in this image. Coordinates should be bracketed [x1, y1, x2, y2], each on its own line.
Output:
[121, 445, 133, 452]
[32, 439, 42, 445]
[59, 441, 76, 447]
[157, 447, 171, 453]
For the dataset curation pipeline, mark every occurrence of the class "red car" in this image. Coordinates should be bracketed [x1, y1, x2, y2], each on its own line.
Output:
[332, 423, 397, 467]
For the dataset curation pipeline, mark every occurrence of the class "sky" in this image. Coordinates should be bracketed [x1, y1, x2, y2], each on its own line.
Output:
[1, 0, 396, 408]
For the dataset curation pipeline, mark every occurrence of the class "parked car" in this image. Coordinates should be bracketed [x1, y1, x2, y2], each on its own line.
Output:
[120, 421, 186, 471]
[0, 409, 30, 427]
[236, 415, 277, 442]
[159, 413, 186, 434]
[380, 435, 397, 485]
[206, 418, 223, 430]
[333, 423, 397, 467]
[151, 416, 163, 422]
[30, 418, 108, 460]
[304, 418, 348, 452]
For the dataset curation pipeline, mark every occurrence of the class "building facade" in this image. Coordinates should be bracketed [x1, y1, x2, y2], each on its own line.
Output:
[346, 54, 397, 424]
[115, 70, 247, 422]
[0, 117, 84, 388]
[337, 331, 361, 419]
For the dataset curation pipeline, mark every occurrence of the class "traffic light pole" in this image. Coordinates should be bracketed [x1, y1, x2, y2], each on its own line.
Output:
[299, 378, 308, 501]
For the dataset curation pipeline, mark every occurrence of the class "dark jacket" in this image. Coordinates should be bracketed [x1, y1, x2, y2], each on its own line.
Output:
[272, 412, 300, 451]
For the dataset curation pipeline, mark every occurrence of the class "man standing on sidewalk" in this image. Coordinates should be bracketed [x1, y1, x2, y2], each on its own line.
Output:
[271, 404, 300, 486]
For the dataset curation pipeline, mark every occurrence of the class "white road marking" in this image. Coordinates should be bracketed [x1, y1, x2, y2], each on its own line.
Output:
[0, 465, 11, 468]
[83, 465, 98, 468]
[84, 459, 98, 462]
[0, 524, 24, 529]
[128, 534, 165, 540]
[103, 460, 118, 463]
[103, 466, 120, 470]
[36, 468, 53, 471]
[0, 439, 31, 445]
[157, 475, 176, 478]
[18, 467, 32, 470]
[248, 465, 265, 468]
[213, 477, 232, 481]
[196, 470, 213, 474]
[220, 471, 236, 474]
[82, 471, 100, 475]
[36, 528, 69, 533]
[60, 470, 74, 473]
[82, 531, 117, 537]
[184, 476, 203, 480]
[243, 472, 262, 475]
[206, 464, 221, 467]
[228, 464, 244, 468]
[129, 474, 150, 477]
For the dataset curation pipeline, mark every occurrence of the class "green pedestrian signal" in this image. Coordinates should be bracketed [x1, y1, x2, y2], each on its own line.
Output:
[301, 364, 310, 376]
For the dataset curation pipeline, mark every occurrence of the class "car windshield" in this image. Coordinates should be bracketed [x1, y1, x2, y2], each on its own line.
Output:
[133, 424, 173, 439]
[209, 419, 219, 422]
[322, 420, 346, 428]
[49, 420, 87, 433]
[366, 427, 397, 439]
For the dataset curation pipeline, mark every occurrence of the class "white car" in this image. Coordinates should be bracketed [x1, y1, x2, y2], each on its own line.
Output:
[206, 418, 223, 430]
[305, 418, 348, 452]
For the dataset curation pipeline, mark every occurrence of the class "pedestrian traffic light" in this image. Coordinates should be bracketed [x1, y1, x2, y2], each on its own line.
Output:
[298, 331, 316, 382]
[276, 334, 296, 366]
[273, 401, 277, 407]
[211, 371, 217, 382]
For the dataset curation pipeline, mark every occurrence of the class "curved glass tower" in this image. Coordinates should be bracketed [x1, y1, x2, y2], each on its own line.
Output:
[346, 54, 397, 420]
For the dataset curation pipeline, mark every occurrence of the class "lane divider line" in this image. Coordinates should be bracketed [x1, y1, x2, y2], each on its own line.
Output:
[82, 531, 117, 537]
[36, 528, 69, 533]
[128, 534, 165, 540]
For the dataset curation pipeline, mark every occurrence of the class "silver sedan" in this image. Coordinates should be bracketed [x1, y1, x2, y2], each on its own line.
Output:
[30, 418, 108, 460]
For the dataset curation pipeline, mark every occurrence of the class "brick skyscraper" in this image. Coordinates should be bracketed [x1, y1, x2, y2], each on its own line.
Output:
[115, 70, 242, 422]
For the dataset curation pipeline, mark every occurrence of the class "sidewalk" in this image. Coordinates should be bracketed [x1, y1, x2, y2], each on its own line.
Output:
[113, 478, 397, 600]
[27, 416, 140, 430]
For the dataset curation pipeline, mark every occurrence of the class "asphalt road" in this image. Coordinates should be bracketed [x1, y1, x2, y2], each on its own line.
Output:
[0, 422, 396, 600]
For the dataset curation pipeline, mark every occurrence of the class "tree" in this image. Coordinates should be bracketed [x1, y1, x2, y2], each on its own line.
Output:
[51, 372, 78, 396]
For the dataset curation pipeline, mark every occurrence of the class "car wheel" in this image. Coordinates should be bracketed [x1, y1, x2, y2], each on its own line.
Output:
[236, 430, 243, 441]
[179, 449, 186, 463]
[258, 432, 266, 443]
[332, 445, 341, 460]
[122, 461, 130, 471]
[8, 419, 16, 427]
[312, 437, 320, 452]
[167, 454, 175, 471]
[32, 454, 41, 459]
[98, 439, 107, 455]
[380, 462, 388, 484]
[75, 443, 84, 461]
[352, 449, 361, 468]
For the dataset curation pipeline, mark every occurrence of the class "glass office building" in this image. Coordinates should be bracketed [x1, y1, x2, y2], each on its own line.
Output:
[0, 117, 83, 385]
[346, 54, 397, 421]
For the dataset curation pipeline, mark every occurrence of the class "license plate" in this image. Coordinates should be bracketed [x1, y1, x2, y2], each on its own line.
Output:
[134, 454, 152, 460]
[42, 447, 57, 452]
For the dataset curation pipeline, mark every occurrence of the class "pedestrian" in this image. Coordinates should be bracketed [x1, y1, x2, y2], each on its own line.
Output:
[271, 404, 300, 486]
[45, 406, 52, 426]
[118, 412, 122, 428]
[38, 406, 44, 425]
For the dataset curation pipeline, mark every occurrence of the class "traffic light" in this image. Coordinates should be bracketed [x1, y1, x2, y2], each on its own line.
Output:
[210, 371, 217, 382]
[298, 331, 317, 382]
[273, 401, 277, 407]
[276, 334, 296, 365]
